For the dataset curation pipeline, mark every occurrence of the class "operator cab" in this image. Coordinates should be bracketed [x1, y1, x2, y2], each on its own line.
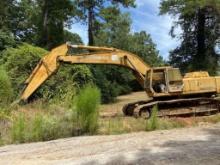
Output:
[145, 67, 184, 97]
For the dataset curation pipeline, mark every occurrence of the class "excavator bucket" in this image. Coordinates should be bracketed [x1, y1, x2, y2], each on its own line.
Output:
[20, 44, 69, 101]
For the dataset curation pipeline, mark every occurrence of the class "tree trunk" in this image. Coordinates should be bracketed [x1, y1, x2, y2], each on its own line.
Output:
[88, 5, 94, 46]
[194, 8, 206, 70]
[40, 0, 49, 48]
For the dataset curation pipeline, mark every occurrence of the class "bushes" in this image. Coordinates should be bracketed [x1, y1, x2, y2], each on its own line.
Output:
[90, 65, 133, 103]
[40, 64, 93, 106]
[3, 44, 47, 99]
[0, 30, 17, 52]
[0, 42, 137, 104]
[0, 66, 13, 106]
[2, 43, 93, 103]
[74, 85, 101, 134]
[8, 84, 101, 144]
[10, 110, 73, 144]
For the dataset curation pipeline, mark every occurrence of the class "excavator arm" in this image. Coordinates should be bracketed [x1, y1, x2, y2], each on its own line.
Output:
[20, 43, 150, 101]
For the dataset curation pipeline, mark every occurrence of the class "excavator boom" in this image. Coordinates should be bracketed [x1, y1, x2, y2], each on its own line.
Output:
[20, 43, 220, 119]
[21, 43, 150, 101]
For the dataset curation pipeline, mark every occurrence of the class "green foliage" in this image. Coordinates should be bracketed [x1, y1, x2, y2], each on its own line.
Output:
[64, 30, 83, 44]
[158, 119, 184, 130]
[74, 85, 101, 134]
[36, 0, 78, 49]
[75, 0, 135, 45]
[11, 114, 26, 143]
[105, 117, 125, 135]
[2, 43, 93, 103]
[0, 0, 164, 104]
[10, 110, 74, 143]
[26, 114, 64, 141]
[92, 7, 164, 102]
[146, 105, 159, 131]
[30, 114, 44, 141]
[90, 65, 130, 103]
[0, 0, 79, 49]
[0, 0, 17, 31]
[3, 44, 47, 98]
[39, 64, 93, 105]
[0, 30, 16, 52]
[0, 66, 13, 106]
[144, 105, 184, 131]
[96, 7, 163, 66]
[160, 0, 220, 74]
[128, 31, 164, 67]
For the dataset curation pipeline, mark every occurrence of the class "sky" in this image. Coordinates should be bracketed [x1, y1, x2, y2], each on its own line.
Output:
[70, 0, 181, 59]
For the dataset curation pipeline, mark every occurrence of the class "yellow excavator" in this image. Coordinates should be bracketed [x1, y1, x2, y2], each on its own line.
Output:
[20, 43, 220, 118]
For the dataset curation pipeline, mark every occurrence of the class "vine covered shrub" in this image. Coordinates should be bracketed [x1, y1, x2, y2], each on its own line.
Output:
[3, 44, 47, 99]
[2, 43, 93, 103]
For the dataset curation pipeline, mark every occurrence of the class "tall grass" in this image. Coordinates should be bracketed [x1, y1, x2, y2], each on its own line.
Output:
[146, 105, 159, 131]
[0, 66, 13, 106]
[145, 105, 185, 131]
[74, 85, 101, 135]
[11, 114, 26, 143]
[30, 114, 44, 141]
[3, 84, 101, 145]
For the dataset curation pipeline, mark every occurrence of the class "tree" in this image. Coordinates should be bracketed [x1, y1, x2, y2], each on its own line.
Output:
[0, 0, 83, 49]
[0, 0, 38, 43]
[0, 0, 16, 31]
[64, 30, 83, 44]
[75, 0, 135, 45]
[0, 30, 16, 53]
[160, 0, 220, 74]
[92, 7, 163, 102]
[96, 7, 163, 65]
[128, 31, 164, 66]
[36, 0, 79, 49]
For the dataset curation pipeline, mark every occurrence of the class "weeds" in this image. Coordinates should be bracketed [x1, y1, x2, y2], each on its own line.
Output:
[7, 85, 100, 144]
[11, 114, 26, 143]
[0, 66, 13, 106]
[106, 117, 125, 134]
[99, 117, 147, 135]
[74, 85, 101, 135]
[146, 105, 159, 131]
[1, 94, 220, 146]
[30, 114, 44, 141]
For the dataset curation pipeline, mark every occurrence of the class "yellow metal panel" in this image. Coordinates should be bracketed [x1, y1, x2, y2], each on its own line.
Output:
[20, 44, 151, 101]
[215, 77, 220, 93]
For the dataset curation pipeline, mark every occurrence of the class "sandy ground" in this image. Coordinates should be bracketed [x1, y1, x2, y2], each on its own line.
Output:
[0, 123, 220, 165]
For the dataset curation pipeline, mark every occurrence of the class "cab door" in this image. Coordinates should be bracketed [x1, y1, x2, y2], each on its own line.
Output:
[144, 70, 153, 95]
[167, 68, 183, 93]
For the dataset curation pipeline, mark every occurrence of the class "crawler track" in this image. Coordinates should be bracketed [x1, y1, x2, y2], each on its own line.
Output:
[123, 97, 220, 119]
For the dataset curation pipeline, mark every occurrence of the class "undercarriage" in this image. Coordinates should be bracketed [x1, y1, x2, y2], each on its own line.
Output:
[122, 97, 220, 119]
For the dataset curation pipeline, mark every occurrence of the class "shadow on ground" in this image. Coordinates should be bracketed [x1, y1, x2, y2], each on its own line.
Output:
[83, 127, 220, 165]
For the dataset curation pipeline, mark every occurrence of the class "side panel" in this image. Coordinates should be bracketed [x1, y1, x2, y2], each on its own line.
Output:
[183, 77, 216, 93]
[215, 77, 220, 93]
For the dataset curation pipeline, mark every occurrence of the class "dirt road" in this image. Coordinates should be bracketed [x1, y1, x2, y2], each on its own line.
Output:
[1, 123, 220, 165]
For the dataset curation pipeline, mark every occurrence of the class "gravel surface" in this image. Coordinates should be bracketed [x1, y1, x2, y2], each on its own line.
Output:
[1, 123, 220, 165]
